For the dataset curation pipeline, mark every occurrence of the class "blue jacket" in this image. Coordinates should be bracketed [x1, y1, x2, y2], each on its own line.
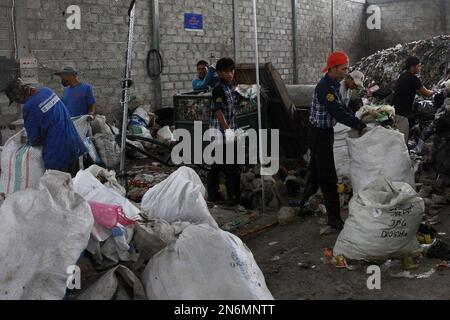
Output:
[192, 67, 219, 91]
[310, 74, 365, 130]
[23, 87, 87, 171]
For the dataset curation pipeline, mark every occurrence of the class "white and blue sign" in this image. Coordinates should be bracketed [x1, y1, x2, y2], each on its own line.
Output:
[184, 13, 203, 31]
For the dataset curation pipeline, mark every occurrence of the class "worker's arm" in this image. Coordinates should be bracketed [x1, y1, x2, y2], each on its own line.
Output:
[211, 85, 229, 130]
[86, 85, 96, 115]
[88, 104, 95, 115]
[319, 91, 366, 130]
[23, 105, 41, 146]
[215, 109, 229, 130]
[417, 87, 434, 97]
[192, 67, 216, 91]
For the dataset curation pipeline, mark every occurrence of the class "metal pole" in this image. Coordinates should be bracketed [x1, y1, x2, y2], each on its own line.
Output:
[291, 0, 299, 84]
[233, 0, 240, 61]
[119, 0, 136, 177]
[252, 0, 265, 215]
[152, 0, 163, 110]
[331, 0, 335, 52]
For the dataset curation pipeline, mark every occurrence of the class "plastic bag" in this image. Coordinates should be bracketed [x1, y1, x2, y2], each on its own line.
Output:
[89, 201, 135, 229]
[333, 176, 424, 260]
[141, 167, 218, 228]
[142, 224, 274, 300]
[347, 126, 415, 194]
[0, 171, 94, 300]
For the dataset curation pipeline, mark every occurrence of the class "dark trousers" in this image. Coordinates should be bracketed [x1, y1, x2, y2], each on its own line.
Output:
[301, 127, 341, 221]
[207, 142, 242, 205]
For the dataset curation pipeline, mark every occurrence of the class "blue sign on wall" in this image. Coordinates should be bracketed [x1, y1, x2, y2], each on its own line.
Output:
[184, 13, 203, 31]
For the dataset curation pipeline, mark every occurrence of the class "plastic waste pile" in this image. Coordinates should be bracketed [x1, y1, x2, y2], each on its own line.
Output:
[353, 35, 449, 93]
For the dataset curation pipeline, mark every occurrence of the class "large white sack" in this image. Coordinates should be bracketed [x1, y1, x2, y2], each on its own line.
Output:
[0, 171, 94, 300]
[73, 169, 140, 220]
[333, 176, 424, 260]
[93, 133, 121, 169]
[347, 126, 415, 194]
[334, 123, 351, 179]
[142, 224, 274, 300]
[141, 166, 218, 228]
[0, 131, 45, 195]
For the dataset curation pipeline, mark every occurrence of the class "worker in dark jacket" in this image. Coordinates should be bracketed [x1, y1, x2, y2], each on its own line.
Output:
[300, 52, 367, 230]
[3, 79, 87, 176]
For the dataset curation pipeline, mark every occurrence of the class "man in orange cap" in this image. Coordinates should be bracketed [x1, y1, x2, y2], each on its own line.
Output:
[300, 51, 367, 231]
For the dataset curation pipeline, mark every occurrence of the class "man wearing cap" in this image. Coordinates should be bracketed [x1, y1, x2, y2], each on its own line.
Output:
[55, 66, 96, 117]
[3, 79, 87, 176]
[300, 51, 367, 231]
[340, 70, 365, 108]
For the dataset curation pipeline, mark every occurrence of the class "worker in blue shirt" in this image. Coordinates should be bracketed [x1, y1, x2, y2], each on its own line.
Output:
[300, 52, 367, 231]
[192, 60, 219, 91]
[55, 66, 96, 117]
[3, 79, 87, 176]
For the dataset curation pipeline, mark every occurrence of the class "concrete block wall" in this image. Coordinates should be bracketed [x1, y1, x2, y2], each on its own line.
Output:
[367, 0, 447, 53]
[0, 2, 14, 58]
[334, 0, 368, 64]
[0, 0, 446, 135]
[22, 0, 155, 122]
[236, 0, 295, 83]
[296, 0, 368, 85]
[158, 0, 234, 102]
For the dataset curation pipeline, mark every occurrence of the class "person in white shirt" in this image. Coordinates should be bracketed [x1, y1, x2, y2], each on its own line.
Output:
[339, 70, 365, 108]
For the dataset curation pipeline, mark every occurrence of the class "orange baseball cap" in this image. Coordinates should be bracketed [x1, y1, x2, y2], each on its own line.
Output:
[323, 51, 349, 72]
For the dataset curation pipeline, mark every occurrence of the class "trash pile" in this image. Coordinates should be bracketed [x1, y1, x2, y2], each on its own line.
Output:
[239, 165, 306, 210]
[0, 164, 274, 300]
[353, 35, 450, 93]
[409, 95, 450, 187]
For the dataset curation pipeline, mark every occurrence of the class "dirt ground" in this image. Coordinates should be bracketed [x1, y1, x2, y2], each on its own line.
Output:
[240, 206, 450, 300]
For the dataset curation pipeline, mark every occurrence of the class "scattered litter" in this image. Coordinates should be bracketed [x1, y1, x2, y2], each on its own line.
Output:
[271, 255, 281, 262]
[390, 271, 416, 279]
[278, 207, 296, 226]
[268, 241, 279, 246]
[320, 225, 333, 236]
[436, 260, 449, 270]
[416, 269, 436, 279]
[334, 255, 348, 268]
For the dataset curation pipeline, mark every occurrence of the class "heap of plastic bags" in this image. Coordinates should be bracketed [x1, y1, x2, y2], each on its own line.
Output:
[353, 35, 449, 90]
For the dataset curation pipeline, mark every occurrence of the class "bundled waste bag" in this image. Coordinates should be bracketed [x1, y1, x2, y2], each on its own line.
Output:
[132, 219, 190, 271]
[142, 224, 274, 300]
[347, 126, 415, 194]
[334, 123, 351, 179]
[0, 171, 94, 300]
[0, 131, 45, 195]
[333, 176, 424, 260]
[141, 167, 218, 228]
